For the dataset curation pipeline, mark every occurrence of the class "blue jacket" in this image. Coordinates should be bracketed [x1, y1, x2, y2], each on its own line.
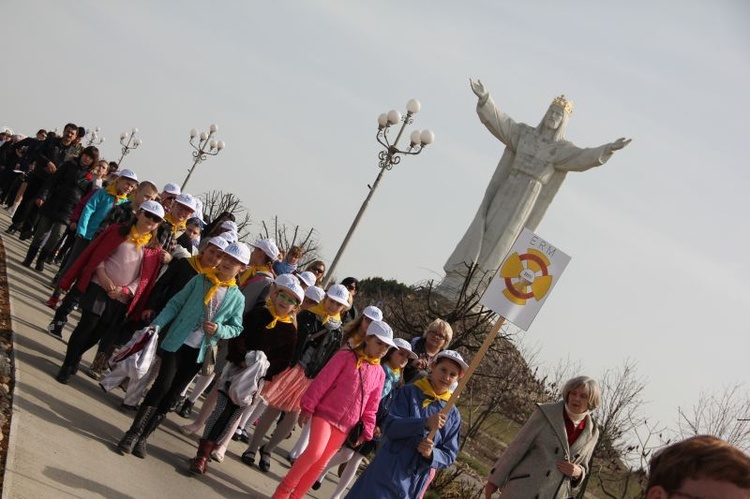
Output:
[152, 274, 244, 362]
[77, 188, 127, 240]
[346, 384, 461, 499]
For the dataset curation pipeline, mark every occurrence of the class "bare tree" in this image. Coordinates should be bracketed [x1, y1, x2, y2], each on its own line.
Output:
[257, 216, 320, 267]
[199, 190, 252, 239]
[677, 383, 750, 453]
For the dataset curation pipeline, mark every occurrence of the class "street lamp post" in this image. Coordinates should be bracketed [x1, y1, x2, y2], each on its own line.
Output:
[117, 128, 141, 166]
[323, 99, 434, 286]
[182, 124, 225, 191]
[85, 127, 105, 146]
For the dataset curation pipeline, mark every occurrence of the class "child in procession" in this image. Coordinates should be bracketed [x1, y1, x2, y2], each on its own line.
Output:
[314, 337, 417, 499]
[55, 201, 165, 384]
[116, 241, 249, 459]
[345, 350, 467, 499]
[188, 273, 303, 474]
[272, 320, 396, 499]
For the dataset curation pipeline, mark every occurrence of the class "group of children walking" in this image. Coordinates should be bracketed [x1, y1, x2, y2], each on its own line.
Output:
[2, 123, 469, 498]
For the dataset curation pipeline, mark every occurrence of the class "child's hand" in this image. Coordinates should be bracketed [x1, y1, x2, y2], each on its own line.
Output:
[425, 412, 446, 431]
[298, 413, 310, 428]
[373, 426, 381, 439]
[417, 437, 434, 459]
[203, 321, 218, 335]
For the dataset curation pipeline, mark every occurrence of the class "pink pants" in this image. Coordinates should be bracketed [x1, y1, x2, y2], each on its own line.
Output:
[272, 416, 347, 499]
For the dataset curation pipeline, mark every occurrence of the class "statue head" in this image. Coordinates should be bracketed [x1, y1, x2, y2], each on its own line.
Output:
[537, 94, 573, 141]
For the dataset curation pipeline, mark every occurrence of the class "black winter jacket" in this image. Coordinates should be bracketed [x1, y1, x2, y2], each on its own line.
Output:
[38, 159, 95, 223]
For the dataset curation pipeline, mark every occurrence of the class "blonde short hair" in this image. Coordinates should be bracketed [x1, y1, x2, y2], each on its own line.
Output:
[422, 318, 453, 347]
[561, 376, 601, 411]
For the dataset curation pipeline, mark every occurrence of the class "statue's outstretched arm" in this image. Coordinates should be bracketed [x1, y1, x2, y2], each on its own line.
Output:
[607, 137, 632, 153]
[470, 78, 490, 106]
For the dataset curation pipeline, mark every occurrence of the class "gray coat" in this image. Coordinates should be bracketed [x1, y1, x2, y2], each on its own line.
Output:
[487, 401, 599, 499]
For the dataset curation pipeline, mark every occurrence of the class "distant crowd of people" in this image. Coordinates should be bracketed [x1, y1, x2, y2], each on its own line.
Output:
[1, 124, 747, 498]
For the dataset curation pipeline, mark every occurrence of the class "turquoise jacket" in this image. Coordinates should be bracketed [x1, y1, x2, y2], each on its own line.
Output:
[77, 188, 127, 240]
[152, 274, 244, 362]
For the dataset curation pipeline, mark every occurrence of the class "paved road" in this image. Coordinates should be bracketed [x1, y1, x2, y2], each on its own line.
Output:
[0, 211, 342, 499]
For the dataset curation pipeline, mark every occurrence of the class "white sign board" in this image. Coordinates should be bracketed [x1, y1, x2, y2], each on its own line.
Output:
[480, 228, 571, 330]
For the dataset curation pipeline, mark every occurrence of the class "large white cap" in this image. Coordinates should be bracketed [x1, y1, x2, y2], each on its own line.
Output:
[326, 284, 350, 306]
[392, 338, 418, 360]
[162, 183, 181, 195]
[139, 200, 165, 220]
[362, 305, 383, 322]
[366, 320, 397, 348]
[432, 350, 469, 373]
[118, 169, 138, 182]
[205, 236, 229, 251]
[304, 285, 325, 303]
[250, 238, 280, 261]
[175, 193, 198, 212]
[218, 231, 238, 243]
[220, 220, 238, 232]
[297, 271, 317, 288]
[223, 242, 251, 265]
[193, 198, 204, 223]
[274, 274, 304, 303]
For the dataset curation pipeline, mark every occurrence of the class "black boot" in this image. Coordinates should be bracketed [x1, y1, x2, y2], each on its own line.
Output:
[118, 405, 157, 455]
[132, 411, 166, 459]
[55, 364, 74, 384]
[22, 245, 39, 267]
[4, 224, 16, 235]
[35, 249, 50, 272]
[178, 399, 194, 419]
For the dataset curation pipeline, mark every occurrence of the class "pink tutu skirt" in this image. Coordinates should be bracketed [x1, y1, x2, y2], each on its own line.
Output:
[261, 364, 311, 412]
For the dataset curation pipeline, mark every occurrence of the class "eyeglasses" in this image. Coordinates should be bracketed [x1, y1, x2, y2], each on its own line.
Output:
[310, 267, 325, 275]
[428, 330, 448, 341]
[143, 212, 162, 223]
[278, 290, 300, 307]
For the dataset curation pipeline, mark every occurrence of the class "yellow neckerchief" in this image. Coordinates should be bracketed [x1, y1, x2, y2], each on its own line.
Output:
[309, 301, 340, 325]
[164, 213, 187, 234]
[186, 254, 206, 274]
[105, 183, 128, 203]
[239, 264, 273, 286]
[354, 346, 381, 369]
[202, 270, 236, 305]
[414, 377, 451, 408]
[391, 366, 402, 377]
[264, 299, 293, 329]
[126, 225, 152, 250]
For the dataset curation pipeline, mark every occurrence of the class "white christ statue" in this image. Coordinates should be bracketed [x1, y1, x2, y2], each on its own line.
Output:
[439, 79, 631, 296]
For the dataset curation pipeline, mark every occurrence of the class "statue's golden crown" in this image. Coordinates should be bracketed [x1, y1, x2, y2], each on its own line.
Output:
[551, 94, 574, 115]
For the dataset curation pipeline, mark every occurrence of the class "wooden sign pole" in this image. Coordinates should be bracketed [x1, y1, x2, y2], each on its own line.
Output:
[426, 316, 506, 440]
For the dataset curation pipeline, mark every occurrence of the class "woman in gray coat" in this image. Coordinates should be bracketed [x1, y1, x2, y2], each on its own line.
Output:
[484, 376, 601, 498]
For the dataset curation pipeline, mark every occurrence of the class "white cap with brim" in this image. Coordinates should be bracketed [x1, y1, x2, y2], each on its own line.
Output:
[366, 320, 397, 348]
[220, 220, 238, 232]
[275, 274, 304, 303]
[205, 236, 229, 251]
[175, 193, 198, 212]
[297, 271, 316, 288]
[218, 231, 238, 243]
[139, 200, 165, 220]
[392, 338, 418, 360]
[432, 350, 469, 373]
[326, 284, 350, 306]
[250, 239, 280, 261]
[118, 169, 138, 182]
[223, 242, 251, 265]
[362, 305, 383, 322]
[163, 183, 181, 195]
[304, 285, 325, 303]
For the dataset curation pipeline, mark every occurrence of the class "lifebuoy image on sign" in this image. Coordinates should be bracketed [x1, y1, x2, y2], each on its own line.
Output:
[499, 249, 553, 305]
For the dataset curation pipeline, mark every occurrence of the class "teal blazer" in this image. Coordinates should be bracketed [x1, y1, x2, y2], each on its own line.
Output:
[152, 274, 244, 362]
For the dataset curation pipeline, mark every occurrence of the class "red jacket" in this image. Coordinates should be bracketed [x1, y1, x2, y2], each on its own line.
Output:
[60, 224, 162, 318]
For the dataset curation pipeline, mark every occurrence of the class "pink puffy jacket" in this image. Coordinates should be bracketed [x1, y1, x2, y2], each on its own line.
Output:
[300, 349, 384, 441]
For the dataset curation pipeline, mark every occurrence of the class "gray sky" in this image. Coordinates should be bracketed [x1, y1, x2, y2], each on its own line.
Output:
[3, 1, 749, 429]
